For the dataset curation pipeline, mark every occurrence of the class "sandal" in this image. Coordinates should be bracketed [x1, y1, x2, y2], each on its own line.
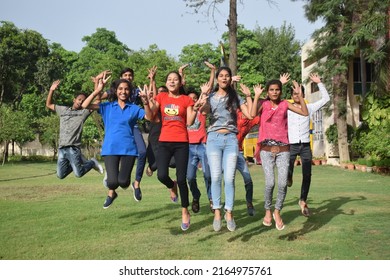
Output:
[272, 213, 285, 231]
[262, 216, 272, 227]
[145, 166, 153, 177]
[299, 200, 310, 217]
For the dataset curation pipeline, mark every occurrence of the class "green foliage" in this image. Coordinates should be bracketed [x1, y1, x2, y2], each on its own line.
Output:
[220, 24, 301, 89]
[8, 155, 52, 162]
[325, 123, 354, 145]
[0, 21, 49, 107]
[127, 44, 178, 88]
[38, 114, 60, 156]
[179, 43, 220, 91]
[0, 105, 35, 147]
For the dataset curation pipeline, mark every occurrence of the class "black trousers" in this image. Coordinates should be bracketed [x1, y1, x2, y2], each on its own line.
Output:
[288, 143, 312, 201]
[104, 155, 136, 190]
[157, 141, 189, 208]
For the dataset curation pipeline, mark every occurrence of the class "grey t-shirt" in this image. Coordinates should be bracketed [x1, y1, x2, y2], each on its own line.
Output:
[207, 92, 244, 134]
[55, 105, 92, 148]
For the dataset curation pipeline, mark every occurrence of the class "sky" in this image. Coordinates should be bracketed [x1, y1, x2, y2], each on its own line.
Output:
[1, 0, 323, 58]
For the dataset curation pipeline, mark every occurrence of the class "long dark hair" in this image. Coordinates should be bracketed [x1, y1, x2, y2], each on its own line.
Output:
[215, 66, 240, 115]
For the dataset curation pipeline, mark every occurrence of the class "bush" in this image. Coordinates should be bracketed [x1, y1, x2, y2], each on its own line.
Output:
[357, 158, 366, 165]
[325, 123, 354, 145]
[8, 155, 53, 163]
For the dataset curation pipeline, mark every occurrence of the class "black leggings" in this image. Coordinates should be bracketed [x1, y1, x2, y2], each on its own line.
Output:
[157, 141, 189, 208]
[104, 155, 136, 190]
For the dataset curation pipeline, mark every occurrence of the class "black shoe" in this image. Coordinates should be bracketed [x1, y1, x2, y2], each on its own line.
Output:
[209, 199, 215, 213]
[103, 192, 118, 209]
[191, 199, 200, 213]
[247, 202, 255, 216]
[287, 177, 293, 187]
[131, 182, 142, 202]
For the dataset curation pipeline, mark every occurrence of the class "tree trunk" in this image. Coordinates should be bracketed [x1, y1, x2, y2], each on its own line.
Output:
[333, 73, 350, 163]
[228, 0, 237, 76]
[2, 140, 9, 165]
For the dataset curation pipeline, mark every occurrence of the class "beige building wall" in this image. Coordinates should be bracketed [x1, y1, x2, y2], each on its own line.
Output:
[301, 40, 361, 165]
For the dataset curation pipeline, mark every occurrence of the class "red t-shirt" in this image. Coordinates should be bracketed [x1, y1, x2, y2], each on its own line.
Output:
[187, 112, 207, 144]
[236, 110, 260, 151]
[156, 92, 194, 142]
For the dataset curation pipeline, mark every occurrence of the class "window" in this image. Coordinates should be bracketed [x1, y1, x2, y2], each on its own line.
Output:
[353, 58, 373, 95]
[312, 110, 324, 141]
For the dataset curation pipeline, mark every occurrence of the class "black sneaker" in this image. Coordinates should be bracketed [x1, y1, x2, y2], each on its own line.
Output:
[287, 177, 293, 187]
[191, 199, 200, 213]
[103, 192, 118, 209]
[247, 202, 255, 216]
[131, 183, 142, 202]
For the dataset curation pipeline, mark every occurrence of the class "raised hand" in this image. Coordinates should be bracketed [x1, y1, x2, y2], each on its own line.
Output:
[200, 81, 212, 95]
[309, 73, 321, 84]
[147, 65, 157, 80]
[292, 80, 302, 96]
[139, 85, 150, 104]
[96, 72, 111, 92]
[194, 92, 208, 110]
[204, 61, 216, 70]
[50, 80, 60, 91]
[239, 83, 251, 97]
[253, 84, 264, 99]
[279, 73, 291, 85]
[232, 75, 241, 83]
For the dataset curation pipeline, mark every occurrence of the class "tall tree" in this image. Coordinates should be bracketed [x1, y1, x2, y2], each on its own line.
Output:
[220, 24, 301, 88]
[296, 0, 390, 163]
[0, 21, 49, 107]
[184, 0, 276, 76]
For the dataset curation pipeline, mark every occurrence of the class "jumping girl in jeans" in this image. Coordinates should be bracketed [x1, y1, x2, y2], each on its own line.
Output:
[203, 67, 253, 232]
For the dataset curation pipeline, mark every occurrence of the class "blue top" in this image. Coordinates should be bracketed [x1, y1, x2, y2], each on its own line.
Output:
[99, 101, 145, 156]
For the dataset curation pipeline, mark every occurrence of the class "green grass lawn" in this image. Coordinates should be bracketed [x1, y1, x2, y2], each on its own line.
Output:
[0, 162, 389, 260]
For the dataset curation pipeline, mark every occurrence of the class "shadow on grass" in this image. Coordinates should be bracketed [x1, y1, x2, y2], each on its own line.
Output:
[0, 172, 56, 182]
[278, 195, 366, 241]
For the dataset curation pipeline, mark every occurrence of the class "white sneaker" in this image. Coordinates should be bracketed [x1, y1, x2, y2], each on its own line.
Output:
[91, 158, 104, 174]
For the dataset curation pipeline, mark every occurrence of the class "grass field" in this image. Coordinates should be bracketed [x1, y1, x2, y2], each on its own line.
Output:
[0, 162, 389, 260]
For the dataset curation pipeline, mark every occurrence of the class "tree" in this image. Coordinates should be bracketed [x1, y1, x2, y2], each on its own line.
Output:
[184, 0, 276, 76]
[0, 105, 35, 164]
[178, 43, 220, 91]
[296, 0, 390, 163]
[38, 114, 59, 161]
[220, 24, 301, 89]
[0, 21, 49, 108]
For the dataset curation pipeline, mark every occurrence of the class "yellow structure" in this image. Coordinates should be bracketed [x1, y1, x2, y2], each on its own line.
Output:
[243, 132, 258, 161]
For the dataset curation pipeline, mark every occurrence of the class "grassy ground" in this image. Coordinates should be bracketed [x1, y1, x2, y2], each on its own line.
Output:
[0, 162, 389, 260]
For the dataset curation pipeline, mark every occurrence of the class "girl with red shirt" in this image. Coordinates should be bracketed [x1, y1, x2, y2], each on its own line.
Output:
[149, 71, 206, 231]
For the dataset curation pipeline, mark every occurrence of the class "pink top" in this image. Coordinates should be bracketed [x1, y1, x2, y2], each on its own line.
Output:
[258, 100, 289, 144]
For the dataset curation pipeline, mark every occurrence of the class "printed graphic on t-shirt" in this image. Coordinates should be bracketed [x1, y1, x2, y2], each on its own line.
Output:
[164, 104, 179, 116]
[188, 116, 201, 131]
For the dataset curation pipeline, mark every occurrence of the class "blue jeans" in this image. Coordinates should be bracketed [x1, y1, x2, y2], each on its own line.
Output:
[134, 126, 146, 183]
[57, 146, 94, 179]
[288, 143, 312, 201]
[260, 150, 290, 210]
[187, 143, 211, 201]
[236, 152, 253, 204]
[206, 132, 238, 212]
